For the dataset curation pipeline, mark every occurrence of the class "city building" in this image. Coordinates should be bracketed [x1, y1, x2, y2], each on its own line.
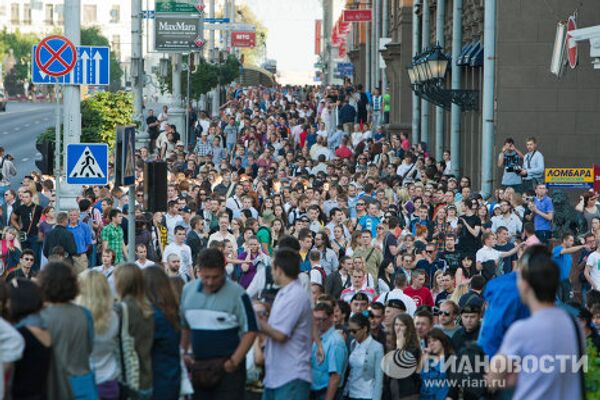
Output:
[343, 0, 600, 190]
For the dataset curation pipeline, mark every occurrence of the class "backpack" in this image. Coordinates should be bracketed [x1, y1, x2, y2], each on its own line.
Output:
[312, 266, 327, 286]
[0, 156, 5, 181]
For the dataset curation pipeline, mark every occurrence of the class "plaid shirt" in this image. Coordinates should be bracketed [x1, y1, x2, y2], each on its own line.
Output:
[194, 141, 212, 157]
[101, 223, 124, 263]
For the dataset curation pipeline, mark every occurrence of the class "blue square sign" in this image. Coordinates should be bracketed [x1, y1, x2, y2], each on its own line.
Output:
[66, 144, 109, 185]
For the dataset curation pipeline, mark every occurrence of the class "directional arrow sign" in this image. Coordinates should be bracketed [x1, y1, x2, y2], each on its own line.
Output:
[32, 45, 110, 85]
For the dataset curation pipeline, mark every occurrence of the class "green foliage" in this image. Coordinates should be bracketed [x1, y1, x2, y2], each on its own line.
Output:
[159, 55, 241, 98]
[81, 27, 123, 90]
[587, 338, 600, 400]
[0, 29, 40, 94]
[37, 91, 133, 148]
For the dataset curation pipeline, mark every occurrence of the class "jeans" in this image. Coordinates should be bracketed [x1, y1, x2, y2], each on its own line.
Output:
[535, 230, 552, 246]
[371, 111, 382, 128]
[262, 379, 311, 400]
[558, 279, 572, 303]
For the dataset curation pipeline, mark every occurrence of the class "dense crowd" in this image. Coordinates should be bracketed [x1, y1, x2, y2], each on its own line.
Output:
[0, 82, 598, 400]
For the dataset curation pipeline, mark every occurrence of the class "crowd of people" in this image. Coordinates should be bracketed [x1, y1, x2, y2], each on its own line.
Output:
[0, 81, 598, 400]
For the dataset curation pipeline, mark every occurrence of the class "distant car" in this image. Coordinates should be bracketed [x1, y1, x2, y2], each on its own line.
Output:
[0, 90, 6, 111]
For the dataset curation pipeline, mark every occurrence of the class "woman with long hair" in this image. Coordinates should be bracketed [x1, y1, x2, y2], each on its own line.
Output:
[314, 231, 339, 275]
[150, 212, 167, 262]
[143, 266, 181, 400]
[478, 204, 492, 233]
[330, 225, 348, 258]
[114, 263, 155, 399]
[420, 328, 454, 399]
[431, 207, 449, 253]
[77, 270, 120, 399]
[8, 278, 51, 400]
[259, 197, 275, 227]
[345, 230, 363, 257]
[0, 227, 21, 273]
[383, 313, 422, 400]
[431, 270, 445, 300]
[576, 191, 600, 231]
[39, 262, 94, 399]
[378, 259, 395, 294]
[270, 218, 286, 249]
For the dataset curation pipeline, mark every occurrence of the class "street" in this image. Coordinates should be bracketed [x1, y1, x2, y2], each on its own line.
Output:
[0, 101, 55, 187]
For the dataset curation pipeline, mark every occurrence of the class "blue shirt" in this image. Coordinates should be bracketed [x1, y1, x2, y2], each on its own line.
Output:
[358, 215, 380, 237]
[311, 326, 347, 391]
[478, 272, 530, 356]
[67, 222, 93, 254]
[552, 245, 572, 281]
[533, 196, 553, 231]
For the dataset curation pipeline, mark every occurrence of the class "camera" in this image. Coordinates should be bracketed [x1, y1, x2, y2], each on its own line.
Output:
[506, 165, 522, 173]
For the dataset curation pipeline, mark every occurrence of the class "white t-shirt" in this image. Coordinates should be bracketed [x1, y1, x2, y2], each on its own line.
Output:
[162, 242, 193, 276]
[135, 259, 155, 269]
[476, 246, 501, 264]
[586, 251, 600, 288]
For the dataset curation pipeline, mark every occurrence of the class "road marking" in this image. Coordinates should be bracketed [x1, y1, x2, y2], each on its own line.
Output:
[13, 127, 20, 131]
[44, 117, 49, 121]
[21, 158, 29, 162]
[24, 123, 30, 127]
[2, 132, 7, 135]
[0, 106, 54, 117]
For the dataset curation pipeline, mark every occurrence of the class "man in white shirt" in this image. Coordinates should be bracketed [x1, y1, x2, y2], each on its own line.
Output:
[376, 273, 417, 316]
[162, 225, 193, 279]
[134, 243, 154, 269]
[585, 237, 600, 290]
[208, 213, 237, 246]
[476, 232, 522, 272]
[225, 184, 244, 219]
[164, 201, 184, 243]
[491, 200, 523, 240]
[519, 137, 545, 192]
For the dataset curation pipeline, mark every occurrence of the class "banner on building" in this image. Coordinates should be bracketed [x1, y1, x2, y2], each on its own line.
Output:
[545, 167, 594, 189]
[155, 15, 202, 52]
[231, 31, 256, 48]
[342, 9, 372, 22]
[315, 19, 322, 55]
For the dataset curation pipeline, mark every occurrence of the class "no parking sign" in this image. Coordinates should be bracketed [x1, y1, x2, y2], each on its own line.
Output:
[34, 35, 77, 77]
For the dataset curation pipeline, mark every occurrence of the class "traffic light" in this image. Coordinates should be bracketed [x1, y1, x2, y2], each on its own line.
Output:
[35, 141, 54, 175]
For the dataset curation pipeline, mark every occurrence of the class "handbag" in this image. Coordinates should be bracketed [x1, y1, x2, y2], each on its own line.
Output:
[118, 302, 141, 399]
[68, 307, 99, 400]
[190, 357, 228, 390]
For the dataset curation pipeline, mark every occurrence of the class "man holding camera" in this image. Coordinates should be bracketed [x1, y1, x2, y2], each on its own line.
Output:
[497, 138, 523, 192]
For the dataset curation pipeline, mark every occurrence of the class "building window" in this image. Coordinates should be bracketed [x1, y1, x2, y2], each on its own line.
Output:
[112, 35, 121, 59]
[83, 5, 97, 24]
[0, 5, 6, 17]
[10, 3, 19, 24]
[45, 4, 54, 25]
[23, 3, 31, 25]
[56, 5, 64, 25]
[110, 5, 120, 23]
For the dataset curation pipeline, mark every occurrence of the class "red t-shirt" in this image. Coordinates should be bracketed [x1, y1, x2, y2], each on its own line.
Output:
[335, 146, 353, 159]
[404, 286, 434, 307]
[299, 130, 308, 148]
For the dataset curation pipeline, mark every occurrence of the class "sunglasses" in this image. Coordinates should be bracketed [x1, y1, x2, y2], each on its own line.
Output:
[357, 203, 366, 206]
[440, 310, 451, 316]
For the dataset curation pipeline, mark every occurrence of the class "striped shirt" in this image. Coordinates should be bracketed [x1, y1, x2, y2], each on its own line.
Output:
[181, 278, 257, 360]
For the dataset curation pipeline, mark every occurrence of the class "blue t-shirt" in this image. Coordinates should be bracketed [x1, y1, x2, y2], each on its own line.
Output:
[311, 327, 348, 390]
[534, 196, 554, 232]
[552, 245, 572, 281]
[358, 215, 380, 237]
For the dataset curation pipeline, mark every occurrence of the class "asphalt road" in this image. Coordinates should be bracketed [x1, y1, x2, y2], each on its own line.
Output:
[0, 101, 56, 188]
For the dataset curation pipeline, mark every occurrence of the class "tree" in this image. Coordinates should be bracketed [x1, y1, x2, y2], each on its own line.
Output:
[81, 27, 123, 90]
[235, 4, 268, 66]
[38, 91, 133, 148]
[0, 29, 39, 95]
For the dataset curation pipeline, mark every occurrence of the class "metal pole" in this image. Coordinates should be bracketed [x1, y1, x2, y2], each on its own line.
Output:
[412, 0, 421, 144]
[186, 55, 191, 145]
[481, 0, 496, 195]
[381, 0, 389, 96]
[132, 0, 146, 146]
[450, 0, 463, 177]
[209, 0, 215, 62]
[61, 0, 81, 210]
[373, 0, 380, 89]
[127, 186, 135, 261]
[54, 85, 61, 211]
[366, 20, 371, 91]
[172, 54, 182, 106]
[322, 0, 333, 85]
[420, 0, 430, 146]
[434, 0, 445, 159]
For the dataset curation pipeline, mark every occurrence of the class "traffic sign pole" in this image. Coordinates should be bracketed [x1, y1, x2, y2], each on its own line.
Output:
[54, 85, 61, 210]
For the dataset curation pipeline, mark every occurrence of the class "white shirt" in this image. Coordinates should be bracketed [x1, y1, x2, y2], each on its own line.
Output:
[0, 317, 24, 397]
[135, 259, 155, 269]
[491, 213, 523, 238]
[162, 242, 193, 277]
[164, 213, 184, 243]
[376, 288, 418, 316]
[225, 196, 243, 218]
[208, 231, 237, 247]
[587, 251, 600, 288]
[476, 245, 501, 264]
[347, 336, 377, 399]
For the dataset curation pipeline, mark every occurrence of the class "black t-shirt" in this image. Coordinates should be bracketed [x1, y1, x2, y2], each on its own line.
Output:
[146, 116, 159, 138]
[441, 249, 462, 272]
[14, 203, 42, 236]
[383, 232, 398, 261]
[495, 242, 517, 274]
[457, 214, 481, 256]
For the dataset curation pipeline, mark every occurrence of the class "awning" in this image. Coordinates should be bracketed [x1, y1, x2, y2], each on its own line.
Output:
[457, 41, 483, 67]
[469, 43, 483, 67]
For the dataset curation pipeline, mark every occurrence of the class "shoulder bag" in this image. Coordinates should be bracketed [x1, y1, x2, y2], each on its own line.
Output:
[68, 306, 99, 400]
[118, 302, 141, 398]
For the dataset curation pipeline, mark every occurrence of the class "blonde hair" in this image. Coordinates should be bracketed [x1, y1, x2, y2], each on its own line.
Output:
[449, 283, 469, 304]
[76, 270, 114, 334]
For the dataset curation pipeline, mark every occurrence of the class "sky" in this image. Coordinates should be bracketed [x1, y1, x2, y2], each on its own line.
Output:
[240, 0, 325, 85]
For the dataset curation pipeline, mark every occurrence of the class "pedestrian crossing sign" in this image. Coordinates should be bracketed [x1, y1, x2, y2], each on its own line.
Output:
[66, 143, 109, 185]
